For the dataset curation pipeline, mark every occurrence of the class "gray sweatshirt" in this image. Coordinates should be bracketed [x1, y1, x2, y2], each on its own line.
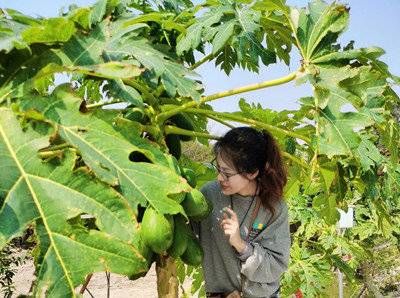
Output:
[194, 181, 290, 298]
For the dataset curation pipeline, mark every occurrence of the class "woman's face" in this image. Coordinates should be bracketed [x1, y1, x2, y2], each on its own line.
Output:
[215, 155, 258, 196]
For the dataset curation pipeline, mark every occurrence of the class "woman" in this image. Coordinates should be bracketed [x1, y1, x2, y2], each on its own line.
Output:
[196, 127, 290, 298]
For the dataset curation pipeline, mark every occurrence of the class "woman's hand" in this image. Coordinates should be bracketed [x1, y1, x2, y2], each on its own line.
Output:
[220, 207, 247, 253]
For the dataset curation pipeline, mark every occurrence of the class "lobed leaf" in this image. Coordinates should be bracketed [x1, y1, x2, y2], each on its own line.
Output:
[0, 108, 148, 296]
[20, 89, 191, 215]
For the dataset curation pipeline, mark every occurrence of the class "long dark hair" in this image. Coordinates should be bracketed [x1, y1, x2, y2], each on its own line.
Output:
[213, 127, 287, 218]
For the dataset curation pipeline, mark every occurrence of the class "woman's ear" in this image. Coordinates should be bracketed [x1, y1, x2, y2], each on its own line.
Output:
[246, 170, 259, 180]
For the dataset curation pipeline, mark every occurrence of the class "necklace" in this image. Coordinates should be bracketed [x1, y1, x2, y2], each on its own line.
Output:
[230, 184, 259, 229]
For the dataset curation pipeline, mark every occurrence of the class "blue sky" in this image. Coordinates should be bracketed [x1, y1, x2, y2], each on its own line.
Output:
[2, 0, 399, 134]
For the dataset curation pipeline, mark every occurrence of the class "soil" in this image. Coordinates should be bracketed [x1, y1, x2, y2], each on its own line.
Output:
[13, 259, 165, 298]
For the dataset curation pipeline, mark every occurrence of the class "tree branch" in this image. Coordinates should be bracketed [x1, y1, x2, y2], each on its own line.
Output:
[281, 151, 308, 169]
[184, 108, 311, 144]
[206, 114, 235, 128]
[164, 125, 220, 140]
[156, 68, 301, 123]
[189, 52, 218, 70]
[39, 143, 72, 152]
[86, 100, 124, 109]
[123, 79, 158, 106]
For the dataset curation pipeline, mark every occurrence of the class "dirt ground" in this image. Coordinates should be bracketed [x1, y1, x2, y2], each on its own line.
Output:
[12, 260, 168, 297]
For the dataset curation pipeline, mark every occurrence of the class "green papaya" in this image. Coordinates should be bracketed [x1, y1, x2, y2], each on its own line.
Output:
[284, 137, 296, 154]
[181, 167, 197, 188]
[167, 215, 189, 258]
[164, 155, 186, 202]
[180, 235, 203, 266]
[165, 134, 181, 160]
[141, 207, 174, 254]
[169, 192, 186, 203]
[169, 113, 195, 141]
[182, 189, 211, 220]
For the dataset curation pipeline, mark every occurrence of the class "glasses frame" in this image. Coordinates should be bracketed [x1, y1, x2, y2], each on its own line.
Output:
[210, 158, 243, 181]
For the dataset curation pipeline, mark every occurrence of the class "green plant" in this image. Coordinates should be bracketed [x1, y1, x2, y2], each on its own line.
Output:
[0, 0, 399, 297]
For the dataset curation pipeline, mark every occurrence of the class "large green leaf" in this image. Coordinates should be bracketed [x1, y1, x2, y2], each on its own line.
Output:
[311, 66, 384, 158]
[312, 194, 339, 225]
[311, 46, 385, 64]
[20, 88, 191, 215]
[0, 108, 148, 296]
[356, 136, 383, 171]
[252, 0, 293, 64]
[317, 93, 374, 158]
[284, 166, 302, 199]
[0, 9, 37, 53]
[234, 6, 276, 72]
[33, 61, 144, 90]
[64, 15, 201, 100]
[21, 18, 76, 45]
[1, 12, 202, 102]
[113, 36, 202, 100]
[176, 5, 232, 55]
[260, 15, 293, 65]
[291, 0, 349, 61]
[177, 1, 286, 73]
[338, 66, 388, 111]
[211, 19, 236, 54]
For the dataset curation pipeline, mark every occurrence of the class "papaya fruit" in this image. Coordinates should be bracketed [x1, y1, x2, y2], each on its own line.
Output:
[169, 192, 186, 204]
[169, 113, 195, 141]
[167, 215, 190, 258]
[181, 167, 197, 188]
[284, 137, 296, 154]
[165, 134, 181, 160]
[141, 207, 174, 254]
[180, 235, 204, 266]
[182, 189, 211, 220]
[164, 155, 186, 202]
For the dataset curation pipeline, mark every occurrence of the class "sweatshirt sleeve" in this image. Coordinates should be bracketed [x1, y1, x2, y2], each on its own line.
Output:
[240, 201, 291, 284]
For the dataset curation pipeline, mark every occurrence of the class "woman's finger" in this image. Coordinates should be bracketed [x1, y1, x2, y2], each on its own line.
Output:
[223, 207, 238, 221]
[220, 221, 232, 228]
[220, 218, 235, 227]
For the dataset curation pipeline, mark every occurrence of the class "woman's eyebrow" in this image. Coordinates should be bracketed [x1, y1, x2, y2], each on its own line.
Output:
[217, 163, 234, 172]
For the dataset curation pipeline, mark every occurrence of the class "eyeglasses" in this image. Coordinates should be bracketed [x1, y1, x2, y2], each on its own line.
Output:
[210, 158, 242, 181]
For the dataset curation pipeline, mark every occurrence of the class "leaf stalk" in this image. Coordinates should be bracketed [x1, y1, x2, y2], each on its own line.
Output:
[184, 108, 311, 144]
[281, 151, 308, 169]
[86, 100, 124, 109]
[156, 68, 301, 123]
[164, 125, 219, 140]
[189, 52, 218, 70]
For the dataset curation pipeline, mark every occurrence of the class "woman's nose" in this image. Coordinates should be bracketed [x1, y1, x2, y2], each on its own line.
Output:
[217, 172, 225, 182]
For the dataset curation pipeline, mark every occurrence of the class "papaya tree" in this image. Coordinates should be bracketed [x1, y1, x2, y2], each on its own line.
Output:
[0, 0, 399, 296]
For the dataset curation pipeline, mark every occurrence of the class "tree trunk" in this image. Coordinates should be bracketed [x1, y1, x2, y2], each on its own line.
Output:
[156, 255, 179, 298]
